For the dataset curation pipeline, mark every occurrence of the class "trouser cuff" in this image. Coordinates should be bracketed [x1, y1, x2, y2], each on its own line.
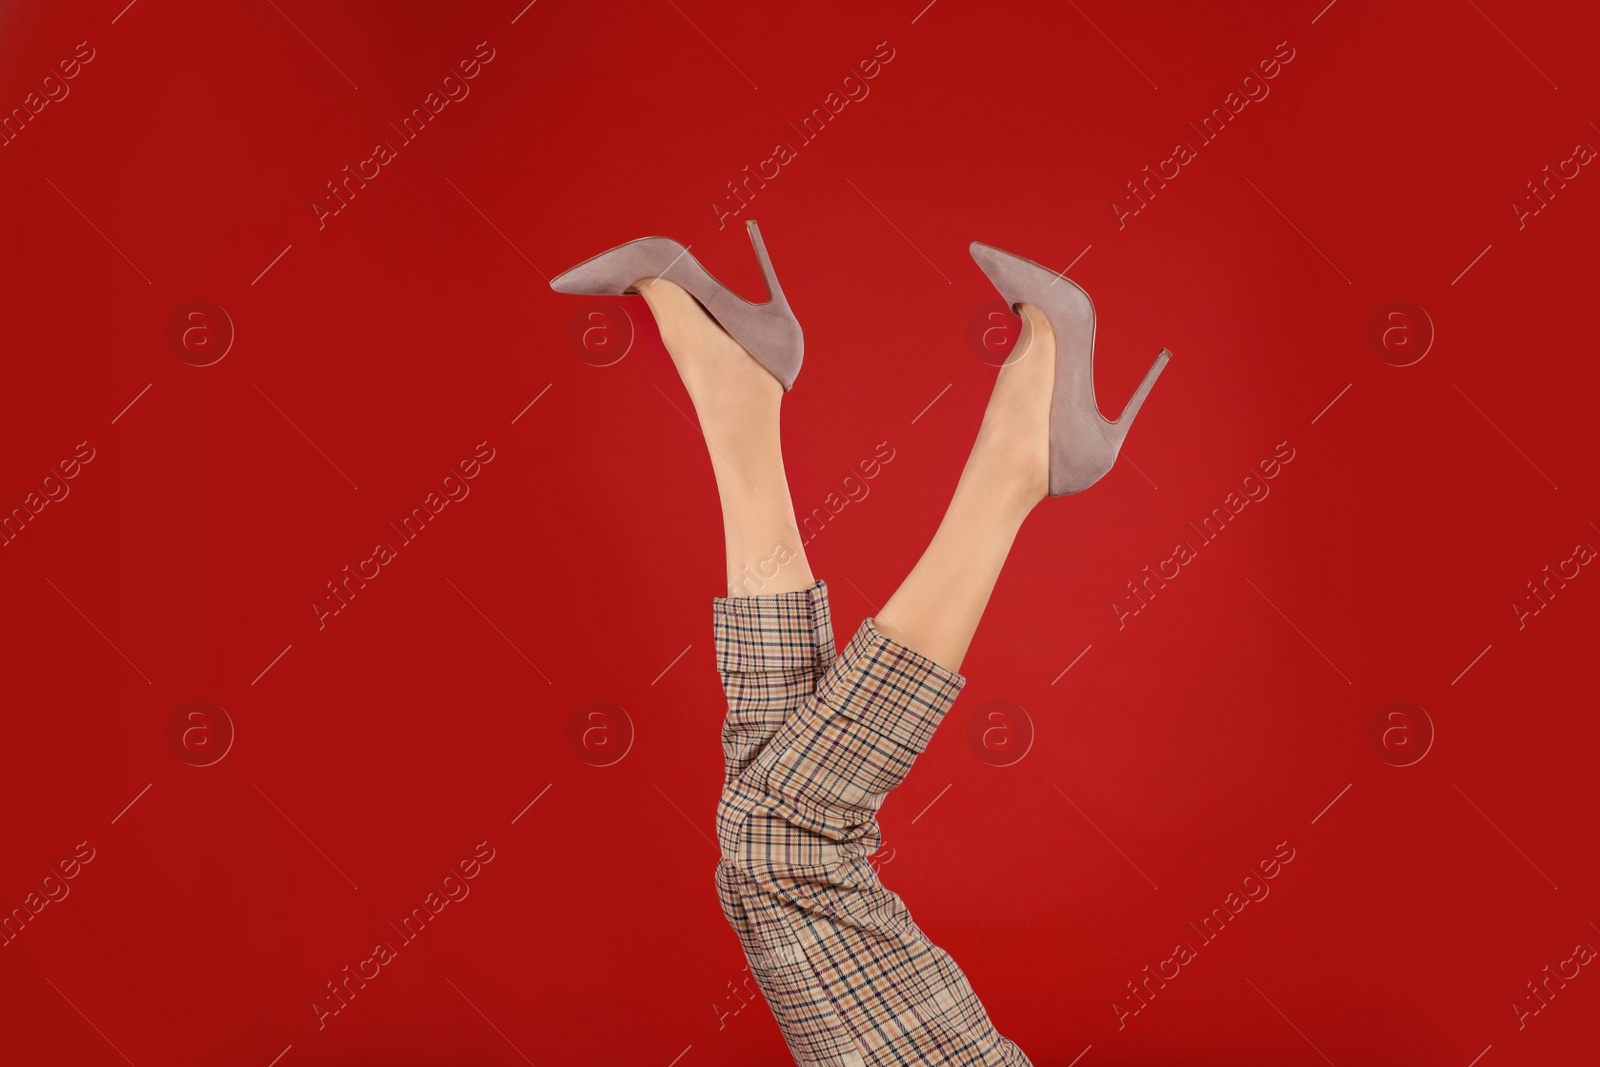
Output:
[713, 579, 835, 674]
[813, 617, 966, 756]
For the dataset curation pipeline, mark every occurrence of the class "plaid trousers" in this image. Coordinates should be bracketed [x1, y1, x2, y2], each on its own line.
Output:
[712, 579, 1033, 1067]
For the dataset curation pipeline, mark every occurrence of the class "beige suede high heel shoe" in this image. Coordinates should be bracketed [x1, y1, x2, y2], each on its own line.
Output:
[549, 219, 803, 391]
[970, 241, 1171, 495]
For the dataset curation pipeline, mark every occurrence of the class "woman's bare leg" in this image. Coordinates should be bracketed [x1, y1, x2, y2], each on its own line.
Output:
[875, 304, 1057, 673]
[631, 277, 815, 597]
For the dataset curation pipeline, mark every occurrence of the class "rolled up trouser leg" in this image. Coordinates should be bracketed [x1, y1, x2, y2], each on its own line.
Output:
[716, 618, 1034, 1066]
[712, 579, 836, 788]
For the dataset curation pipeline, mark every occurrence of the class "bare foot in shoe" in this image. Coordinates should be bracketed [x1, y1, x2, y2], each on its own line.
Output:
[630, 277, 782, 434]
[969, 302, 1055, 515]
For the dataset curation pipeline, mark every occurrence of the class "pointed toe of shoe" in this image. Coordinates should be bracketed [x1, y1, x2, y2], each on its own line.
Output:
[969, 241, 1015, 306]
[968, 240, 1006, 270]
[970, 240, 1097, 323]
[547, 265, 585, 294]
[548, 262, 616, 296]
[548, 236, 686, 296]
[548, 228, 806, 391]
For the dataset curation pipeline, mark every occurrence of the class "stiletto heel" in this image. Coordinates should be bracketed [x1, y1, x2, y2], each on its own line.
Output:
[1107, 348, 1171, 446]
[969, 241, 1171, 496]
[549, 219, 803, 391]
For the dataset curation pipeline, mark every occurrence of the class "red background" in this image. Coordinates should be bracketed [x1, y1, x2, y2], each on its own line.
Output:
[3, 1, 1597, 1064]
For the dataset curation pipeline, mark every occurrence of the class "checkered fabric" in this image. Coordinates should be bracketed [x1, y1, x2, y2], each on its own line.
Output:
[711, 579, 1033, 1067]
